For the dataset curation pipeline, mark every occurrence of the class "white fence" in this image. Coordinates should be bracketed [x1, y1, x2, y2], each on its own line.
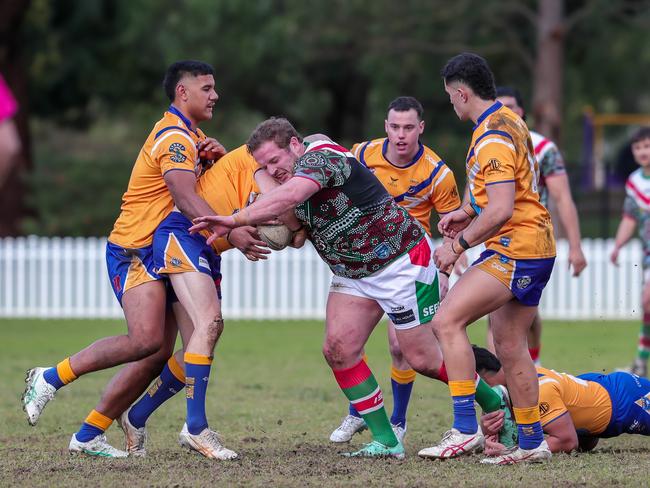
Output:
[0, 236, 643, 320]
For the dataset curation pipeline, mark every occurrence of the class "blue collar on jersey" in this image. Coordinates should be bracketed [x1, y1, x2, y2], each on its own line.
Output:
[382, 138, 424, 169]
[168, 105, 198, 134]
[473, 101, 502, 131]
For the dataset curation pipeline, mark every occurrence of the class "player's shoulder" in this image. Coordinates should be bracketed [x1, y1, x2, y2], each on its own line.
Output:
[483, 105, 526, 142]
[420, 144, 445, 167]
[530, 130, 558, 155]
[352, 138, 385, 163]
[627, 167, 644, 184]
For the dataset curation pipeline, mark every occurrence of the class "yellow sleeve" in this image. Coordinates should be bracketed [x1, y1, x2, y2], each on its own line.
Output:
[351, 142, 366, 160]
[153, 132, 198, 175]
[432, 166, 461, 214]
[476, 136, 516, 186]
[538, 379, 569, 427]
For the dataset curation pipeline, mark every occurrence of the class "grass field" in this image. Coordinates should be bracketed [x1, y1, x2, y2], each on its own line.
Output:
[1, 318, 649, 487]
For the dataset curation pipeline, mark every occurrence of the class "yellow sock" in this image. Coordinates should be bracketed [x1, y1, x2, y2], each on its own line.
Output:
[56, 357, 78, 385]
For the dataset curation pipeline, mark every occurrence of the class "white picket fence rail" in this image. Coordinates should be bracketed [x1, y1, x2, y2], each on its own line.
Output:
[0, 237, 643, 320]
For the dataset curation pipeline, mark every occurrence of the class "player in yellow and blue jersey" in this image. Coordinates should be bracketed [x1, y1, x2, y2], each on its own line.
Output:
[421, 53, 556, 464]
[21, 60, 227, 458]
[473, 346, 650, 457]
[329, 96, 461, 444]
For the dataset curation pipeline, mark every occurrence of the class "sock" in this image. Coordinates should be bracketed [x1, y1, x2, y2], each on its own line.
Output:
[128, 356, 185, 429]
[390, 366, 416, 428]
[43, 357, 77, 390]
[529, 346, 541, 363]
[637, 317, 650, 362]
[346, 353, 369, 419]
[333, 359, 398, 447]
[75, 409, 113, 442]
[513, 405, 544, 449]
[449, 379, 478, 434]
[438, 362, 501, 413]
[184, 353, 212, 435]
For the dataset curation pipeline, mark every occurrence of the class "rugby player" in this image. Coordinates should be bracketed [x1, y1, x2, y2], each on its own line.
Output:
[329, 96, 461, 444]
[492, 86, 587, 365]
[612, 127, 650, 378]
[22, 60, 227, 457]
[87, 146, 299, 458]
[191, 117, 510, 459]
[423, 53, 556, 464]
[473, 346, 650, 456]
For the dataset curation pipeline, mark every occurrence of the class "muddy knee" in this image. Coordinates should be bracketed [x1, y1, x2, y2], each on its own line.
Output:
[206, 315, 224, 343]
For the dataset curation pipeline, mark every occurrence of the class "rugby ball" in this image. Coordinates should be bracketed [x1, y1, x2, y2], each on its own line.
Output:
[257, 224, 293, 251]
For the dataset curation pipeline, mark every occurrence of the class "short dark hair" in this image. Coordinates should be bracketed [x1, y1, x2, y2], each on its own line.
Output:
[246, 117, 303, 154]
[163, 60, 215, 102]
[441, 53, 497, 101]
[631, 127, 650, 145]
[387, 96, 424, 120]
[496, 86, 525, 113]
[472, 345, 502, 374]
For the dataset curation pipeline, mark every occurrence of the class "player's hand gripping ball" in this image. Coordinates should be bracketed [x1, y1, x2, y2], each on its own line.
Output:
[256, 224, 293, 251]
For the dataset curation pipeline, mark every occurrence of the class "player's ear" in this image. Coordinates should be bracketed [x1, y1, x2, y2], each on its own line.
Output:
[418, 120, 425, 134]
[175, 82, 187, 102]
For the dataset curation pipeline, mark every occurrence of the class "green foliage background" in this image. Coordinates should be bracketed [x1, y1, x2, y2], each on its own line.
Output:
[18, 0, 650, 236]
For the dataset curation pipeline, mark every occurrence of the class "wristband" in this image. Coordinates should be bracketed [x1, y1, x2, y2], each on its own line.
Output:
[226, 230, 233, 244]
[450, 241, 460, 255]
[440, 270, 450, 278]
[458, 234, 471, 251]
[462, 203, 476, 218]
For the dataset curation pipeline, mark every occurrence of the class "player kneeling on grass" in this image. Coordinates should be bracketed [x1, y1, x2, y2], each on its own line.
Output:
[473, 346, 650, 457]
[191, 117, 514, 459]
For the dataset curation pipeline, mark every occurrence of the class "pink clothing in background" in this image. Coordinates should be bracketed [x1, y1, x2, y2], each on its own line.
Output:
[0, 75, 18, 122]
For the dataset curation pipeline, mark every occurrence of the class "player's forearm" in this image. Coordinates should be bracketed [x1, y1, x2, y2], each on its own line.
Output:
[545, 434, 577, 453]
[254, 170, 302, 230]
[556, 199, 583, 250]
[461, 205, 510, 247]
[239, 193, 299, 227]
[614, 218, 636, 249]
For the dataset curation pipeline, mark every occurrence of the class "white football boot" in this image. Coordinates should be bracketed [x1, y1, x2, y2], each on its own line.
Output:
[391, 423, 407, 444]
[480, 439, 552, 465]
[69, 433, 128, 458]
[329, 415, 367, 443]
[22, 367, 57, 426]
[178, 423, 238, 460]
[117, 408, 147, 457]
[418, 428, 484, 459]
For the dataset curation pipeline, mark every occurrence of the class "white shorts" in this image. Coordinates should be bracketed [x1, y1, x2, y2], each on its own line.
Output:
[329, 236, 441, 330]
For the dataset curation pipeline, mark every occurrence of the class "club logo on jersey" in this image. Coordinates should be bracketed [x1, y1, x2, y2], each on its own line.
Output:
[517, 276, 532, 289]
[635, 393, 650, 414]
[539, 402, 550, 415]
[500, 237, 511, 248]
[388, 176, 399, 187]
[171, 257, 182, 267]
[486, 159, 505, 176]
[169, 142, 187, 163]
[112, 275, 122, 293]
[373, 242, 391, 259]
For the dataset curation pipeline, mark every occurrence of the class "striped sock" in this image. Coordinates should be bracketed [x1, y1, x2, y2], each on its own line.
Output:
[184, 353, 212, 435]
[76, 409, 113, 442]
[637, 318, 650, 361]
[346, 353, 370, 418]
[449, 379, 478, 434]
[514, 405, 544, 449]
[390, 366, 416, 428]
[438, 362, 500, 413]
[333, 359, 398, 447]
[43, 357, 77, 390]
[128, 356, 185, 429]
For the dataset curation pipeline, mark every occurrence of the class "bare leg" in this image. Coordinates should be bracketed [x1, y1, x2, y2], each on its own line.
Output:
[68, 281, 167, 376]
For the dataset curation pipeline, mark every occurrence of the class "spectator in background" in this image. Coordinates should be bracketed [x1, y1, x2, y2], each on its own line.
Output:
[0, 74, 21, 186]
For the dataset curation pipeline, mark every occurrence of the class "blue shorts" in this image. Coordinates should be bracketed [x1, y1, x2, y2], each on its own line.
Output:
[106, 241, 162, 305]
[472, 250, 555, 306]
[153, 211, 222, 300]
[578, 371, 650, 437]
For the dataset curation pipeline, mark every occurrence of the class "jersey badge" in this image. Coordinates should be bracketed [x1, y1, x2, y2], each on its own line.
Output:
[373, 242, 391, 259]
[169, 143, 187, 163]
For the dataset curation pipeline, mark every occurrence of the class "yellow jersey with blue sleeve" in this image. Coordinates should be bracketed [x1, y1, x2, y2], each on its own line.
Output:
[351, 138, 460, 235]
[467, 102, 555, 259]
[196, 144, 261, 253]
[537, 367, 612, 436]
[108, 105, 206, 249]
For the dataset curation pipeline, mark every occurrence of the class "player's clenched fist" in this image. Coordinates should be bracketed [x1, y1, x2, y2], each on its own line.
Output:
[437, 208, 472, 238]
